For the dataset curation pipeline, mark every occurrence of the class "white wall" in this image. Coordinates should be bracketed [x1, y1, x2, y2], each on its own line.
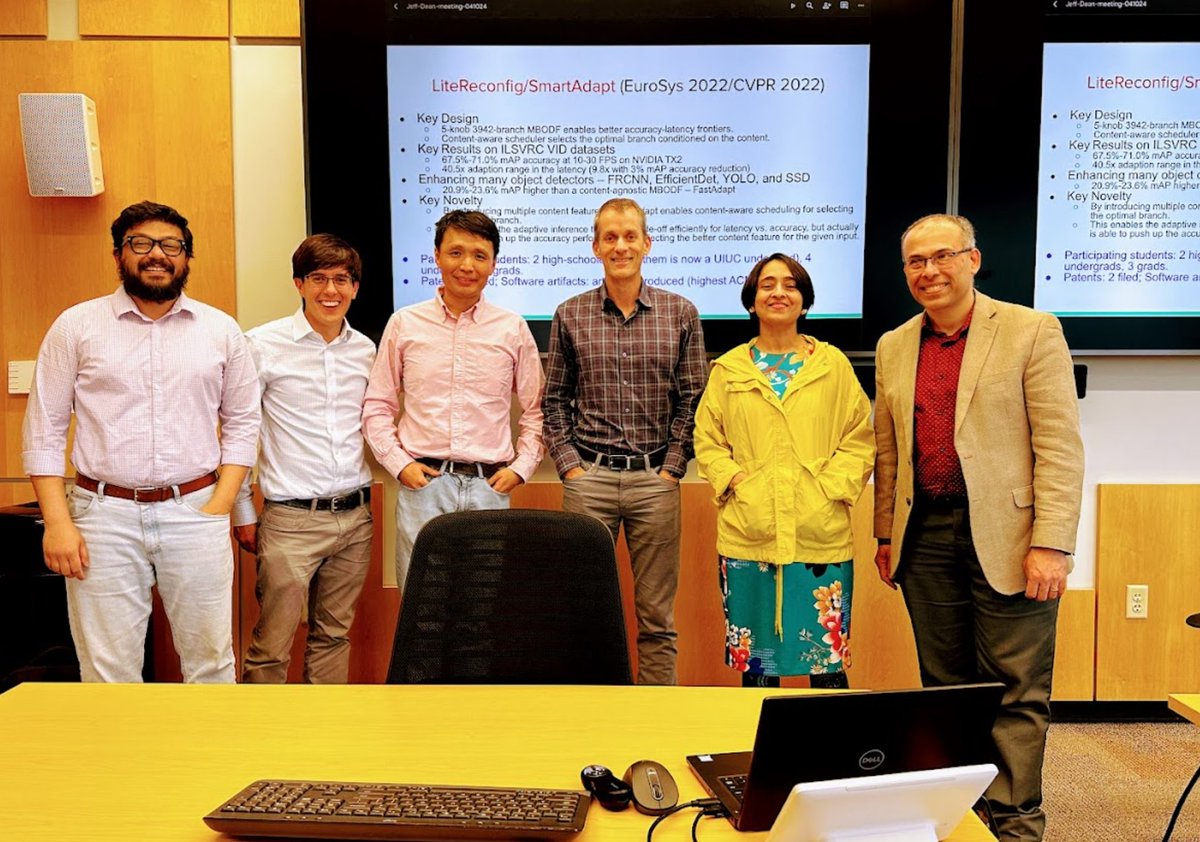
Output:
[1071, 356, 1200, 588]
[231, 44, 308, 331]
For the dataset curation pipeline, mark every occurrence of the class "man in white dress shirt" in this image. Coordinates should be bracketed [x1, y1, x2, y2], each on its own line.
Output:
[22, 200, 261, 683]
[234, 234, 376, 684]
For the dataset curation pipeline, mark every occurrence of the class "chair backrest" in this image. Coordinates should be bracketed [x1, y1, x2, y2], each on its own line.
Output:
[387, 508, 632, 684]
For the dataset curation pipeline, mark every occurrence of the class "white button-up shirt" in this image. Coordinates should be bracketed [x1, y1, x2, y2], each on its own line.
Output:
[22, 287, 261, 486]
[232, 309, 376, 525]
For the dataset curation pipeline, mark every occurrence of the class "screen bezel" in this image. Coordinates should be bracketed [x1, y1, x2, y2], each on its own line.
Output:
[303, 0, 955, 352]
[958, 1, 1200, 353]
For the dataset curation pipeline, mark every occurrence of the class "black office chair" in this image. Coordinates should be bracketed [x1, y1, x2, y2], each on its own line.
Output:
[387, 509, 632, 685]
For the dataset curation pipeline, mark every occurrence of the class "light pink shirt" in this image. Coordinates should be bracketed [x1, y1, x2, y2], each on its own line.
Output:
[22, 287, 261, 486]
[362, 292, 544, 481]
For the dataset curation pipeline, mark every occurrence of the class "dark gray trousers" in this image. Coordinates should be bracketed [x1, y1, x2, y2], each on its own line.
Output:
[898, 501, 1058, 842]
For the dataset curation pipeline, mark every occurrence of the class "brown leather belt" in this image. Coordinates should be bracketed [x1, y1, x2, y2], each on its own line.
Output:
[75, 471, 219, 503]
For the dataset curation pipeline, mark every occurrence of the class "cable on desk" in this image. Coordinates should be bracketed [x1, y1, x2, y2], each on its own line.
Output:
[646, 798, 727, 842]
[972, 795, 999, 836]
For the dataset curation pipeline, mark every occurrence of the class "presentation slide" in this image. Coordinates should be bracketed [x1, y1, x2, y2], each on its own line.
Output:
[386, 44, 869, 319]
[1036, 41, 1200, 317]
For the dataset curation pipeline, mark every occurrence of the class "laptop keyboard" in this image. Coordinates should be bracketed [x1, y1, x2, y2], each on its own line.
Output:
[719, 774, 748, 805]
[204, 779, 591, 840]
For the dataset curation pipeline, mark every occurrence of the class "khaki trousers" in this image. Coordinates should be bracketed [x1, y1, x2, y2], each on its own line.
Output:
[242, 502, 373, 684]
[562, 462, 681, 685]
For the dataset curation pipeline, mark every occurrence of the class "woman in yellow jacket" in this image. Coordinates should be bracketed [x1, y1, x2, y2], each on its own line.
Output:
[694, 253, 874, 689]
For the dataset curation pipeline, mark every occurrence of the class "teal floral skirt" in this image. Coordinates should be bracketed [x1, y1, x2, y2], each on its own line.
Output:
[719, 556, 852, 678]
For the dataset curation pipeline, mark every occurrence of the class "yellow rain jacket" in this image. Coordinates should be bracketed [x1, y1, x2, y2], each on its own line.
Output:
[694, 339, 875, 568]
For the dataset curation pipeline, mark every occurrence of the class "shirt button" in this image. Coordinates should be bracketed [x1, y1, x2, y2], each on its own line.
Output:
[621, 352, 628, 358]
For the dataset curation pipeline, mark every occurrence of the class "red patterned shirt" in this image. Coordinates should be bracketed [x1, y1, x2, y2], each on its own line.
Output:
[912, 307, 974, 498]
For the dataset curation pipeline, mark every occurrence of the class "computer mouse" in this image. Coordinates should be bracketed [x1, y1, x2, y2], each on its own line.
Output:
[622, 760, 680, 816]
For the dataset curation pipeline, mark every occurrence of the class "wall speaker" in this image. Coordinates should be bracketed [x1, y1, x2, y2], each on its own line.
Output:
[18, 93, 105, 197]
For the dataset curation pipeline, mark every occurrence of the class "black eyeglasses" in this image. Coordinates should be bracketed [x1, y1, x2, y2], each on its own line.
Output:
[903, 247, 972, 273]
[304, 272, 355, 288]
[124, 235, 187, 257]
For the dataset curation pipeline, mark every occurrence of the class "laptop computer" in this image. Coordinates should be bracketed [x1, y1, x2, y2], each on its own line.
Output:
[686, 683, 1004, 832]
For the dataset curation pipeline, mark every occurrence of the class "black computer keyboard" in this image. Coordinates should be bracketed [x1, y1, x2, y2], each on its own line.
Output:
[203, 779, 592, 840]
[719, 774, 747, 804]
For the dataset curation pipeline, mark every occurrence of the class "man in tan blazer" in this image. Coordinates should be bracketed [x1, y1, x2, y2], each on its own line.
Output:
[873, 213, 1084, 842]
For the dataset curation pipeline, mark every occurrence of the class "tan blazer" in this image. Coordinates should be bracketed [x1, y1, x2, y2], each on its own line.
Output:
[873, 292, 1084, 595]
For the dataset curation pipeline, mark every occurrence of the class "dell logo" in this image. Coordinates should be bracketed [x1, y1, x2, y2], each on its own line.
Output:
[858, 749, 885, 771]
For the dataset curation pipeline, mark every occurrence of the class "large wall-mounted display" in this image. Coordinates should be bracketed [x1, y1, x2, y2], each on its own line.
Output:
[960, 0, 1200, 352]
[386, 43, 869, 321]
[304, 0, 954, 352]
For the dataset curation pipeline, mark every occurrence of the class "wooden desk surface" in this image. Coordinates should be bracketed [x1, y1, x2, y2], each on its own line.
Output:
[1169, 694, 1200, 726]
[0, 683, 993, 841]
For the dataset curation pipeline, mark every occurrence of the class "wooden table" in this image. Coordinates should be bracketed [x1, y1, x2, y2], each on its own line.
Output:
[0, 683, 994, 840]
[1169, 694, 1200, 726]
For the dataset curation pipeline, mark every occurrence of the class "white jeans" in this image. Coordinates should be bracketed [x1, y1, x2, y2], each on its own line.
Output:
[394, 469, 509, 588]
[65, 484, 235, 683]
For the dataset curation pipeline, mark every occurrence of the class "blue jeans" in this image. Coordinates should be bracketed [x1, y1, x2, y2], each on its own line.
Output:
[65, 483, 235, 683]
[394, 469, 509, 587]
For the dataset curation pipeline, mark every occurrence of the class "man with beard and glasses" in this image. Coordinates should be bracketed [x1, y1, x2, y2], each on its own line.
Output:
[22, 201, 260, 683]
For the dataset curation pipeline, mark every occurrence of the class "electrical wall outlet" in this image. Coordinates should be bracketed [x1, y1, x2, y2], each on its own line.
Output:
[1126, 584, 1149, 619]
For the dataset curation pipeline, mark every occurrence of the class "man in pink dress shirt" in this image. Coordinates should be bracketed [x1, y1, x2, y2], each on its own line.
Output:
[22, 201, 261, 683]
[362, 210, 544, 587]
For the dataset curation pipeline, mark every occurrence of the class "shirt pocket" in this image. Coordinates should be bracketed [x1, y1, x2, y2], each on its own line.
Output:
[466, 343, 516, 400]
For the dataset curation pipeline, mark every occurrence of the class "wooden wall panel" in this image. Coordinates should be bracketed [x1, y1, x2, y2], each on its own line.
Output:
[231, 0, 300, 39]
[0, 40, 236, 492]
[0, 0, 47, 36]
[1052, 589, 1095, 701]
[1096, 484, 1200, 700]
[79, 0, 227, 37]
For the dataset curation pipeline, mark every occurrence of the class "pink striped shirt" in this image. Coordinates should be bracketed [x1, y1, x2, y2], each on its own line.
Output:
[362, 293, 544, 481]
[22, 287, 261, 486]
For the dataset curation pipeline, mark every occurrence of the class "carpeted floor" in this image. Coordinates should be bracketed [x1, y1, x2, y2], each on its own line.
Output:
[1044, 722, 1200, 841]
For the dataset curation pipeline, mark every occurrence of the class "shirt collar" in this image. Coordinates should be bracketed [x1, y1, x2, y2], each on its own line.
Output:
[110, 286, 193, 320]
[599, 281, 651, 315]
[290, 307, 350, 343]
[921, 300, 975, 341]
[435, 288, 484, 323]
